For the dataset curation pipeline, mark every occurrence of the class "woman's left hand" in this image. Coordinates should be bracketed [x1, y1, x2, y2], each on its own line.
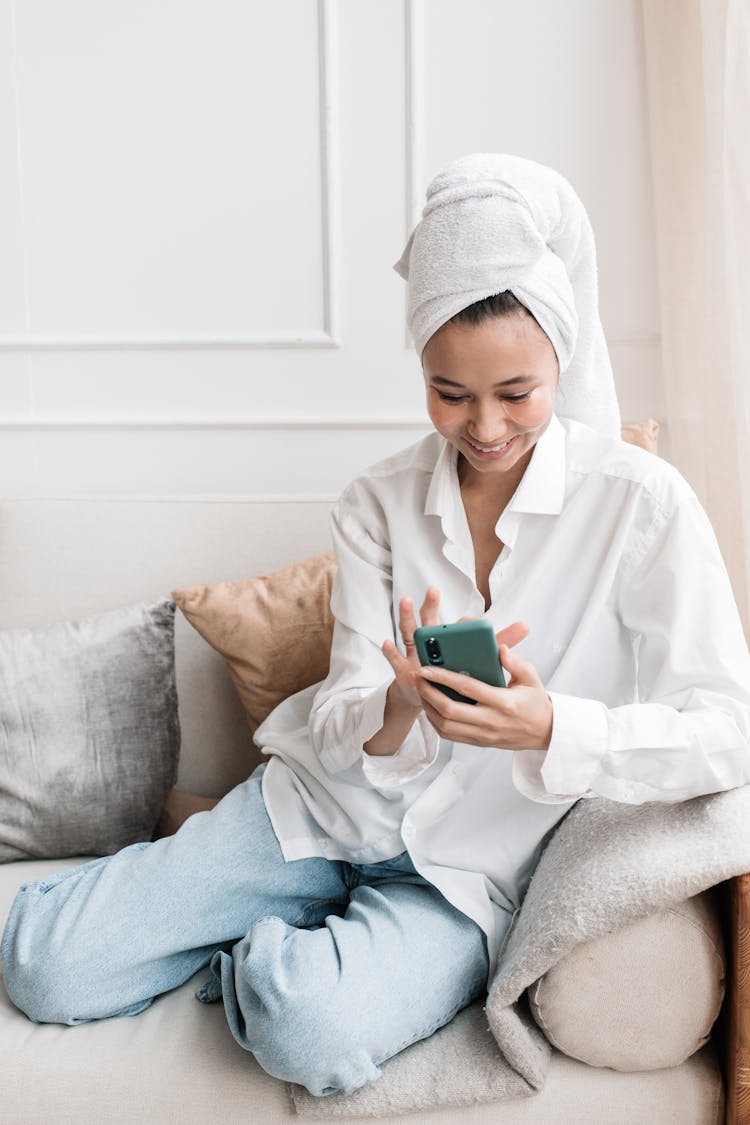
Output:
[417, 642, 553, 751]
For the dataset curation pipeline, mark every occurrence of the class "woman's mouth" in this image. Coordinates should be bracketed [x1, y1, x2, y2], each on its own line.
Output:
[465, 435, 519, 460]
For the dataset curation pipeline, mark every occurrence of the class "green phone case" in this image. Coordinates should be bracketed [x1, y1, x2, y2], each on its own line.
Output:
[413, 619, 506, 704]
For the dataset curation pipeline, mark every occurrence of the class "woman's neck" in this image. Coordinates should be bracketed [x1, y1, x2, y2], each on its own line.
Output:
[457, 447, 534, 513]
[457, 451, 535, 609]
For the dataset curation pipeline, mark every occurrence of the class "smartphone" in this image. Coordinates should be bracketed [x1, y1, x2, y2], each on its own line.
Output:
[413, 619, 506, 704]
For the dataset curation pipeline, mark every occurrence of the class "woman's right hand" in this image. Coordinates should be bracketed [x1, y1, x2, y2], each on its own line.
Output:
[381, 587, 442, 709]
[364, 590, 441, 757]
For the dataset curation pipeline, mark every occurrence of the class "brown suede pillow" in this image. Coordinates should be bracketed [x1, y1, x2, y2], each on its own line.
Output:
[172, 553, 336, 732]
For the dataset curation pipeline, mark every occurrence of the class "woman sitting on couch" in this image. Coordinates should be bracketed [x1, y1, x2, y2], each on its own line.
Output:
[3, 154, 750, 1099]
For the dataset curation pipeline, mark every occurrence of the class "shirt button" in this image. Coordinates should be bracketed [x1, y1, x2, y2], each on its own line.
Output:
[402, 823, 416, 841]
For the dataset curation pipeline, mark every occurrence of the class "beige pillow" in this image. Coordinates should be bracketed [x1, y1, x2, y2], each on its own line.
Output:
[621, 417, 660, 452]
[527, 889, 725, 1071]
[172, 553, 336, 733]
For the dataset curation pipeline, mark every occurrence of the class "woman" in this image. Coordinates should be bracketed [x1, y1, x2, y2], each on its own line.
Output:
[3, 154, 750, 1098]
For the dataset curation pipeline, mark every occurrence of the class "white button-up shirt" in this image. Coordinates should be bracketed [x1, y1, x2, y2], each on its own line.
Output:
[256, 415, 750, 971]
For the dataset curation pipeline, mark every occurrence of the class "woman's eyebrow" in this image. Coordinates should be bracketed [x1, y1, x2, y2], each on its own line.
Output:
[429, 374, 536, 388]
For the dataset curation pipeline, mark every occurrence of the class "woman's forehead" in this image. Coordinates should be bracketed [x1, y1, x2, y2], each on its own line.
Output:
[422, 316, 556, 379]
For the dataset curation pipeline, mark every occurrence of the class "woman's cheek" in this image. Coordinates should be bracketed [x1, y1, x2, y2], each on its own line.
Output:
[426, 397, 462, 431]
[508, 385, 556, 428]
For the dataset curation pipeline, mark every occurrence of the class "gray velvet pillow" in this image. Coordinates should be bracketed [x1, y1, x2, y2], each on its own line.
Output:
[0, 598, 180, 862]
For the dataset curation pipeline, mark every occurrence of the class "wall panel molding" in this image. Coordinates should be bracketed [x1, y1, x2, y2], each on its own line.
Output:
[402, 0, 424, 347]
[318, 0, 341, 345]
[0, 416, 431, 431]
[0, 0, 340, 352]
[0, 331, 337, 352]
[405, 0, 425, 233]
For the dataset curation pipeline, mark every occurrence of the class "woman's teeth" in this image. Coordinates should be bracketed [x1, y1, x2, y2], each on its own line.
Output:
[468, 438, 512, 452]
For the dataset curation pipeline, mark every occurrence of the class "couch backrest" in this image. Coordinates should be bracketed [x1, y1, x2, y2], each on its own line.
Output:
[0, 496, 335, 795]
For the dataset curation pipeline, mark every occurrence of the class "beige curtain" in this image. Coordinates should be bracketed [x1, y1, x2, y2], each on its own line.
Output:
[641, 0, 750, 636]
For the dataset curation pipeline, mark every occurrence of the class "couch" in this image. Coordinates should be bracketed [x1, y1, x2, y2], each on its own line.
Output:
[0, 493, 747, 1125]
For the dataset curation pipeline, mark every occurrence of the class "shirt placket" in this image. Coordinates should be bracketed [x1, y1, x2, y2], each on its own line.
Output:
[486, 510, 521, 620]
[438, 459, 488, 615]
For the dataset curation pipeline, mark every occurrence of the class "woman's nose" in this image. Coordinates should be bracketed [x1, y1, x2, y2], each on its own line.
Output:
[468, 401, 511, 442]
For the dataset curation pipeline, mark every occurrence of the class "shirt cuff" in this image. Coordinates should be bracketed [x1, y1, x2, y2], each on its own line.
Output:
[541, 691, 609, 795]
[361, 708, 440, 789]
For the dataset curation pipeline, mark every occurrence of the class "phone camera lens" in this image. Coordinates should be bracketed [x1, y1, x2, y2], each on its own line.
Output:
[425, 637, 443, 665]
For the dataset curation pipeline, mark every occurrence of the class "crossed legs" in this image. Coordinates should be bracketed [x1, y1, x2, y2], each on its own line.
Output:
[1, 766, 488, 1095]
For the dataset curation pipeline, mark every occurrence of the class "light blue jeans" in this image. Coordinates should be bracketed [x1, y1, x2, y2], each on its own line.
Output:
[1, 765, 489, 1096]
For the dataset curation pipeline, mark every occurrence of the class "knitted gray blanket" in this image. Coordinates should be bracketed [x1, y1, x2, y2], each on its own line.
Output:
[290, 784, 750, 1118]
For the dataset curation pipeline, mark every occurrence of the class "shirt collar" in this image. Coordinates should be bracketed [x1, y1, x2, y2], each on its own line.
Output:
[503, 413, 566, 517]
[494, 414, 566, 550]
[425, 414, 566, 522]
[424, 436, 469, 556]
[424, 437, 458, 521]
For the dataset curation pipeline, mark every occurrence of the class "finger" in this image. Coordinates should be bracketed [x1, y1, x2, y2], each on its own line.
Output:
[382, 638, 403, 663]
[419, 585, 441, 628]
[398, 597, 419, 653]
[499, 643, 542, 688]
[421, 693, 472, 732]
[495, 620, 530, 651]
[382, 638, 410, 675]
[416, 675, 468, 715]
[418, 665, 506, 708]
[421, 699, 492, 746]
[415, 673, 506, 717]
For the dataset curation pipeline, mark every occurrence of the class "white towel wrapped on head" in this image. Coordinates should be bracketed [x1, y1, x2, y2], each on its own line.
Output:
[394, 154, 620, 437]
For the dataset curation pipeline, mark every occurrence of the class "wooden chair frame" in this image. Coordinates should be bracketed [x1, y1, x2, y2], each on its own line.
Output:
[724, 872, 750, 1124]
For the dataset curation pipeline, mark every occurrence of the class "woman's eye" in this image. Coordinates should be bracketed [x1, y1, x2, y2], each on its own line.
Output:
[432, 388, 533, 405]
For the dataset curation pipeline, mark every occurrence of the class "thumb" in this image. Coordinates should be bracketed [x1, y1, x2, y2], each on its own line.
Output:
[499, 643, 542, 688]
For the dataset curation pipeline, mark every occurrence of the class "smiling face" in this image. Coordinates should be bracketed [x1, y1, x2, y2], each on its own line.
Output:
[421, 312, 559, 487]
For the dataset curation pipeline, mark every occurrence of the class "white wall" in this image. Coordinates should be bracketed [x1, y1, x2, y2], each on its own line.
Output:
[0, 0, 664, 498]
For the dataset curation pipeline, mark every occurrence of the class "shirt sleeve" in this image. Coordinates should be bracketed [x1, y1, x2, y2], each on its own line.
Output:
[514, 494, 750, 805]
[307, 484, 440, 788]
